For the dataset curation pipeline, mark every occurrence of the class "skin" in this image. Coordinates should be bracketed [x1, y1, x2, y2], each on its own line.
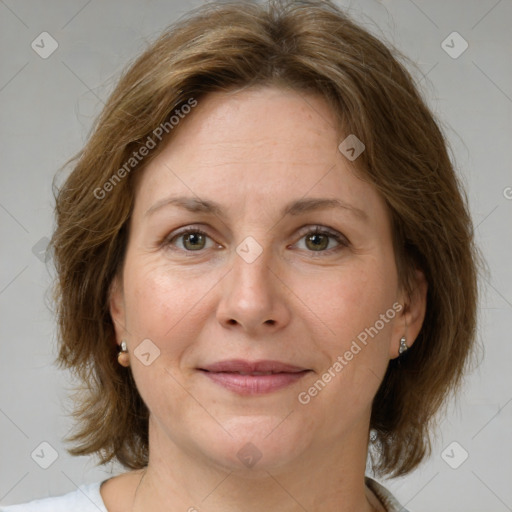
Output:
[106, 86, 427, 512]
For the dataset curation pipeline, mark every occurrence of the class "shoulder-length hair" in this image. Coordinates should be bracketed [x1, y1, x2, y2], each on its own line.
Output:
[50, 0, 480, 478]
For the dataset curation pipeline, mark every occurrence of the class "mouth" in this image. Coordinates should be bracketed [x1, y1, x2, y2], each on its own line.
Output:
[197, 359, 312, 395]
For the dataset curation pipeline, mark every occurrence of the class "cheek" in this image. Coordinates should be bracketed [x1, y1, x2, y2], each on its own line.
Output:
[123, 256, 220, 342]
[297, 254, 399, 346]
[292, 259, 398, 434]
[120, 257, 216, 411]
[300, 254, 398, 408]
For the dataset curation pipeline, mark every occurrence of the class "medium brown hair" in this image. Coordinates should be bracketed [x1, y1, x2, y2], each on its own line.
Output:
[50, 0, 480, 477]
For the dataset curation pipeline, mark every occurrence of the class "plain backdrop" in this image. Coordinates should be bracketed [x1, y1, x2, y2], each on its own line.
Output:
[1, 0, 511, 510]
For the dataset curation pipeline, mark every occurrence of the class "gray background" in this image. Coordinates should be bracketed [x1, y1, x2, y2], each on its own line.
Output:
[1, 0, 511, 510]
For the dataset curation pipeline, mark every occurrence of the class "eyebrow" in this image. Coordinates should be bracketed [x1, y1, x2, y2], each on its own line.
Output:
[144, 195, 368, 221]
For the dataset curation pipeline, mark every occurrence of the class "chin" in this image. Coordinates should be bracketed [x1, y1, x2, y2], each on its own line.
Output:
[196, 415, 315, 474]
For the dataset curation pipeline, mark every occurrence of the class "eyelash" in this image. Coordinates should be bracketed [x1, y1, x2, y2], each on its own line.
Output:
[163, 225, 349, 256]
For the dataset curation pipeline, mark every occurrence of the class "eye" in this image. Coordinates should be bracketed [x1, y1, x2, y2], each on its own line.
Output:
[294, 226, 349, 254]
[164, 227, 216, 252]
[163, 225, 349, 255]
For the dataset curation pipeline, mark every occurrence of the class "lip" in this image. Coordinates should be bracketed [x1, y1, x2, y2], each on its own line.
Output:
[198, 359, 311, 395]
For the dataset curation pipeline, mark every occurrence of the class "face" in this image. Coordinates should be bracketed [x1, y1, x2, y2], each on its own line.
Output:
[110, 86, 423, 473]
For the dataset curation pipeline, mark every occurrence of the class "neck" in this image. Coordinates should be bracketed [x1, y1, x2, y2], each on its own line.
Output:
[130, 418, 382, 512]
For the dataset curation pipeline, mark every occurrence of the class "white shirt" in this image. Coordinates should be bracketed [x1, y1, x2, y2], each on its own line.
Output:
[0, 482, 107, 512]
[0, 477, 409, 511]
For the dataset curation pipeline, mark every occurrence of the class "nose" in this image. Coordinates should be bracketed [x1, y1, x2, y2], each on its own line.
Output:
[216, 244, 291, 336]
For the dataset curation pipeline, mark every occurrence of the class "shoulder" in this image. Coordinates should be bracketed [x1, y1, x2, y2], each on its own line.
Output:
[0, 482, 107, 512]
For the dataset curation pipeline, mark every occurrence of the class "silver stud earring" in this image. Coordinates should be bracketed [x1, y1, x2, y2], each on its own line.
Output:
[399, 336, 408, 355]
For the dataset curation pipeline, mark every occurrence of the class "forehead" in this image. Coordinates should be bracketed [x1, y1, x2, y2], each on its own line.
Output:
[132, 86, 384, 222]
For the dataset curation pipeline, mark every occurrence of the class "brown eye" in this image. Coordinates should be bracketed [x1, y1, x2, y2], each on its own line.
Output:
[165, 228, 214, 252]
[304, 232, 330, 251]
[295, 227, 348, 254]
[181, 231, 207, 251]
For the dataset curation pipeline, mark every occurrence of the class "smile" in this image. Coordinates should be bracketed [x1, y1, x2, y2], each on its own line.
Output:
[197, 359, 311, 395]
[199, 369, 311, 394]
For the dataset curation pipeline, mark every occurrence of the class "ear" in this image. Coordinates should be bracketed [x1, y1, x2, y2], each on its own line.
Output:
[109, 274, 127, 346]
[389, 268, 428, 359]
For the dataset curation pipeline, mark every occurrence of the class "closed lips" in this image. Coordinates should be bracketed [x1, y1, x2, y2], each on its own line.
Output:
[198, 360, 311, 395]
[198, 359, 309, 374]
[218, 371, 293, 375]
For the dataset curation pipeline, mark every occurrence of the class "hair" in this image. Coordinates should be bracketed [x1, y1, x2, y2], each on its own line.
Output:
[50, 0, 480, 478]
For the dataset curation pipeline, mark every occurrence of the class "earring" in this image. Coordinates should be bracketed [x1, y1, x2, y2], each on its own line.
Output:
[117, 340, 130, 367]
[398, 336, 408, 355]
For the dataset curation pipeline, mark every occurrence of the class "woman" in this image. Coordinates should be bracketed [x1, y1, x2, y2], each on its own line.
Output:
[2, 0, 479, 511]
